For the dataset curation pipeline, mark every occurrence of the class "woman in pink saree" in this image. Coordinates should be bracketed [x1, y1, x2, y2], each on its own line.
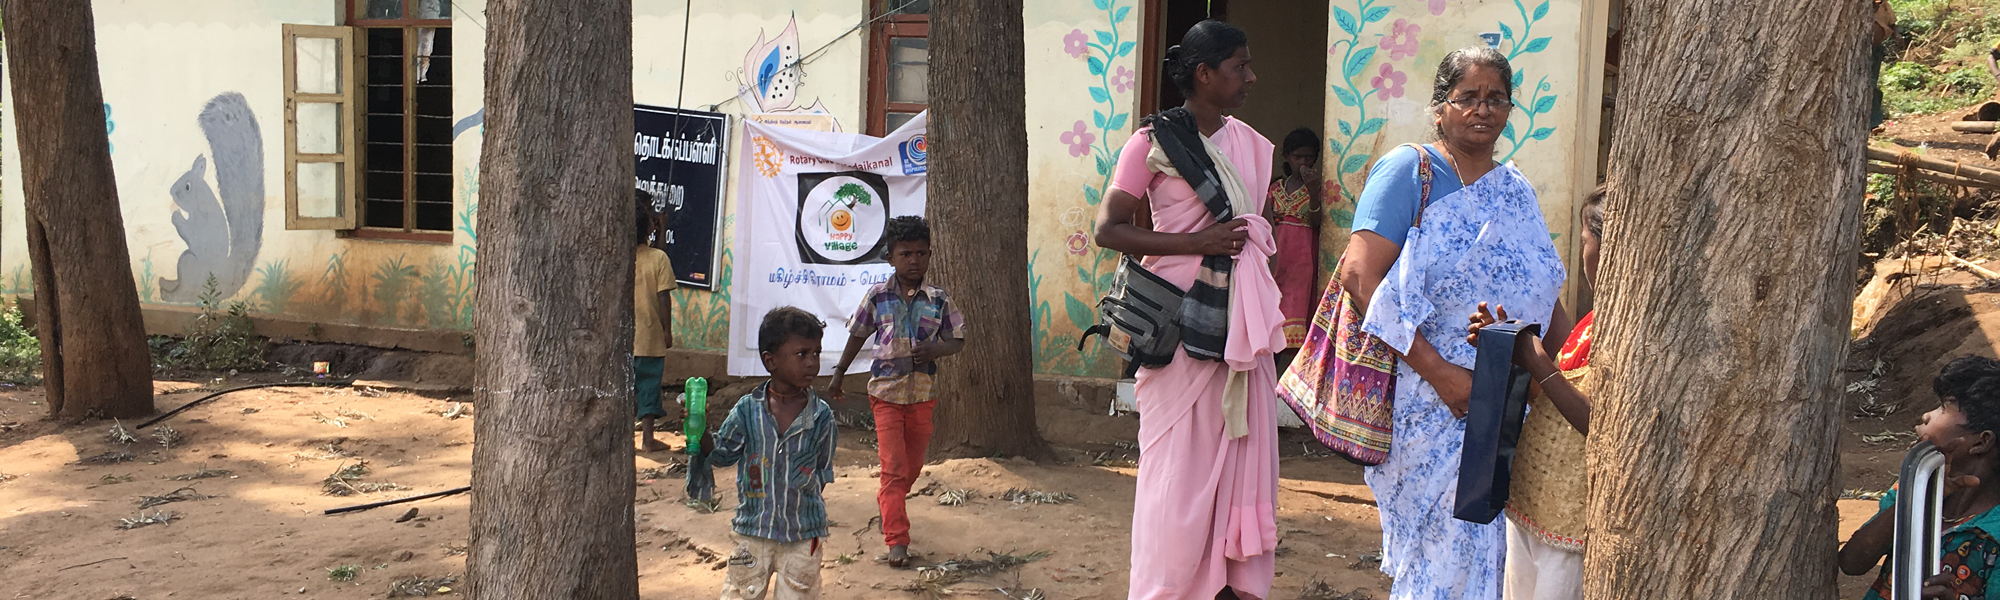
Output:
[1093, 20, 1284, 600]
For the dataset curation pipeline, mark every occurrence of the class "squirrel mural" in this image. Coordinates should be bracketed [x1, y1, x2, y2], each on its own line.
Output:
[161, 92, 264, 303]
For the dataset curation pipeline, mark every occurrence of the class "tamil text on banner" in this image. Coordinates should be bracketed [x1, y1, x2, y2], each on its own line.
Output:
[634, 105, 728, 289]
[727, 112, 929, 376]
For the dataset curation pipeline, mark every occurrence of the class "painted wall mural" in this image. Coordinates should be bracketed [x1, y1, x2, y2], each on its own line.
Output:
[1321, 0, 1571, 267]
[673, 214, 734, 352]
[1027, 0, 1137, 378]
[1494, 0, 1560, 164]
[161, 92, 264, 303]
[734, 17, 838, 129]
[240, 166, 478, 330]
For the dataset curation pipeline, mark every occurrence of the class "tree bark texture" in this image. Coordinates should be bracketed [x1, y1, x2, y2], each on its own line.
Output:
[2, 0, 155, 420]
[1582, 0, 1873, 597]
[925, 0, 1051, 460]
[466, 0, 637, 598]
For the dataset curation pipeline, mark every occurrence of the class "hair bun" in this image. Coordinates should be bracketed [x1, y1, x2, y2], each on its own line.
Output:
[1162, 44, 1184, 71]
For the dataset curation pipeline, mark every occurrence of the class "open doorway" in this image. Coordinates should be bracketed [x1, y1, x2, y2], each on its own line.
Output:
[1137, 0, 1328, 167]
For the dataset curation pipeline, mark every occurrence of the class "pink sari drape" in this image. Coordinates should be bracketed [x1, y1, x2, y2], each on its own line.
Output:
[1107, 118, 1282, 600]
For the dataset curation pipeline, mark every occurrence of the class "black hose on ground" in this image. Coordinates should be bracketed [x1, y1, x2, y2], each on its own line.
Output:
[323, 486, 472, 515]
[135, 379, 355, 430]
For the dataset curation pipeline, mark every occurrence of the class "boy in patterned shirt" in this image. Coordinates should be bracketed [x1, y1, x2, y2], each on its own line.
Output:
[700, 307, 836, 600]
[828, 216, 965, 568]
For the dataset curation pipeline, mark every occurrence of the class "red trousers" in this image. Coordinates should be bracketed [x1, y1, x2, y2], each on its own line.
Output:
[871, 397, 934, 547]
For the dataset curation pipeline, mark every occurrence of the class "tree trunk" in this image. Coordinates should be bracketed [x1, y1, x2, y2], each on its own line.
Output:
[465, 0, 637, 598]
[1582, 0, 1872, 597]
[2, 0, 154, 420]
[926, 0, 1051, 460]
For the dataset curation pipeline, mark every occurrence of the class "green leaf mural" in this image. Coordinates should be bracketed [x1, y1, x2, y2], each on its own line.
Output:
[1497, 0, 1562, 163]
[1035, 0, 1140, 377]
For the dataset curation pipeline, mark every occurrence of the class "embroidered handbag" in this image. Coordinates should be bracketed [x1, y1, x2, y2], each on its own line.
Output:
[1079, 255, 1187, 378]
[1277, 144, 1433, 466]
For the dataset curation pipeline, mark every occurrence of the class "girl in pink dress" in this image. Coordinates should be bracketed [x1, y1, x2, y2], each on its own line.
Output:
[1265, 127, 1323, 373]
[1092, 19, 1284, 600]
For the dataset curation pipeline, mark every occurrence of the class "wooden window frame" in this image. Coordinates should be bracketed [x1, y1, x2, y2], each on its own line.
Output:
[867, 16, 929, 137]
[349, 1, 453, 243]
[1138, 0, 1164, 118]
[282, 24, 363, 230]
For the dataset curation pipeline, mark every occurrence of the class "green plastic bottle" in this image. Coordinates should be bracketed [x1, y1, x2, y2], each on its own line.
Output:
[684, 377, 708, 455]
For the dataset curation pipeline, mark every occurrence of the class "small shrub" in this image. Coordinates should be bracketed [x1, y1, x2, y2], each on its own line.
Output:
[0, 299, 42, 384]
[1882, 61, 1933, 91]
[1939, 66, 1992, 96]
[156, 276, 266, 372]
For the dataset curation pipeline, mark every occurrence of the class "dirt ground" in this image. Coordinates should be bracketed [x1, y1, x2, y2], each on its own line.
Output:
[0, 375, 1395, 600]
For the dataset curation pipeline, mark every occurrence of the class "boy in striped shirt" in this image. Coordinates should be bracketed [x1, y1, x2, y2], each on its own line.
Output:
[703, 307, 837, 600]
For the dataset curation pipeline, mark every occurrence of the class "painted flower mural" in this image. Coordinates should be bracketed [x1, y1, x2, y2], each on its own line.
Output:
[1370, 63, 1407, 99]
[1030, 0, 1138, 378]
[1060, 121, 1097, 158]
[1430, 0, 1451, 15]
[1064, 29, 1090, 58]
[1067, 231, 1090, 256]
[1379, 19, 1421, 61]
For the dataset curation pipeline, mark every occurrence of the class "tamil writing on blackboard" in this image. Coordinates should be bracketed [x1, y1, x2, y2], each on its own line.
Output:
[633, 132, 719, 165]
[634, 178, 688, 210]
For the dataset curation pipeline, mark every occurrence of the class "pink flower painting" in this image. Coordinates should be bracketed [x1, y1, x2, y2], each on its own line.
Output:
[1061, 121, 1097, 157]
[1067, 231, 1091, 256]
[1429, 0, 1450, 15]
[1064, 29, 1089, 59]
[1112, 65, 1135, 93]
[1379, 19, 1422, 61]
[1370, 63, 1407, 99]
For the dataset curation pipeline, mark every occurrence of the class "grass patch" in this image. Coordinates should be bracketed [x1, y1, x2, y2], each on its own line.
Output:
[327, 564, 361, 582]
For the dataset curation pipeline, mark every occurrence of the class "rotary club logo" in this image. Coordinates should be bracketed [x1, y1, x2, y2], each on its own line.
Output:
[751, 135, 784, 178]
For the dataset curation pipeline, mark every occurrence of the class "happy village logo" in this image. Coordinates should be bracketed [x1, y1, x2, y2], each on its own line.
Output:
[795, 171, 891, 265]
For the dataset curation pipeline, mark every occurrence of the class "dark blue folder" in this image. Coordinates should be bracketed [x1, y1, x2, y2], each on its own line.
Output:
[1455, 321, 1539, 524]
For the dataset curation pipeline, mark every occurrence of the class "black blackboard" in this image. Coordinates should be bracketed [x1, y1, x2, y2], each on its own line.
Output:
[633, 105, 728, 289]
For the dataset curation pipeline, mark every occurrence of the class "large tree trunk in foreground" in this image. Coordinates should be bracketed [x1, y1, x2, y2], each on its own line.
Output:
[3, 0, 154, 420]
[1582, 0, 1873, 597]
[926, 0, 1051, 460]
[466, 0, 637, 598]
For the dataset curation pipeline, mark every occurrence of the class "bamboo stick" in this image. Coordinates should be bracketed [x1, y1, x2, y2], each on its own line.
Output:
[1947, 253, 2000, 280]
[1867, 162, 2000, 190]
[1867, 145, 2000, 187]
[1954, 121, 2000, 134]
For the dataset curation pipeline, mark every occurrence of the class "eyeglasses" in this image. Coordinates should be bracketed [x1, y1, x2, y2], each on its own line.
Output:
[1443, 97, 1515, 112]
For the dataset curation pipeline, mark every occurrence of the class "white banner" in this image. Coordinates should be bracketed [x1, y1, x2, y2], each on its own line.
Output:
[727, 112, 928, 376]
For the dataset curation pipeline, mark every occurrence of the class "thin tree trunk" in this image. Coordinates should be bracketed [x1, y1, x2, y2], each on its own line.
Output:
[466, 0, 637, 598]
[3, 0, 154, 420]
[926, 0, 1050, 460]
[1582, 0, 1872, 597]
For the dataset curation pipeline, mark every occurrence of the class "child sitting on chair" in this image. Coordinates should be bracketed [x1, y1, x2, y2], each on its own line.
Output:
[1841, 355, 2000, 599]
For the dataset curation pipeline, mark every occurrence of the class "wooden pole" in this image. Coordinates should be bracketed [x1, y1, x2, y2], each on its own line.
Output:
[1866, 144, 2000, 187]
[1866, 162, 2000, 190]
[1951, 121, 1999, 134]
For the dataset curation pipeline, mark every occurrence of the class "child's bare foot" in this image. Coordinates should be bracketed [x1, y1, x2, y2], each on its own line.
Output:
[640, 438, 670, 452]
[887, 545, 910, 568]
